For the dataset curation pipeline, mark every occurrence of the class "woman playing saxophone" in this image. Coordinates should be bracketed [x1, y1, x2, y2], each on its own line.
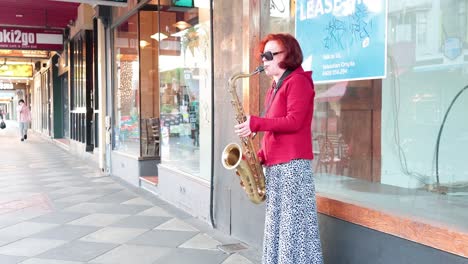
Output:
[234, 33, 323, 264]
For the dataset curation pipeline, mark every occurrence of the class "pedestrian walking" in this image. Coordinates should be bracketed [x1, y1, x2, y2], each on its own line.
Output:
[17, 99, 31, 141]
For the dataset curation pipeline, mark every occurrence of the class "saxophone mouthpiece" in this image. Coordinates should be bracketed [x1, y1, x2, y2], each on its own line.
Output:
[254, 66, 264, 74]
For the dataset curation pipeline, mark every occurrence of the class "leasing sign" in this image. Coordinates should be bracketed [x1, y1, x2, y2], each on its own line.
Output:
[295, 0, 387, 83]
[0, 27, 63, 51]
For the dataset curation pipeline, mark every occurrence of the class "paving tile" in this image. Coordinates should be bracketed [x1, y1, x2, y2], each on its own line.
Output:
[48, 202, 76, 211]
[48, 187, 94, 197]
[90, 178, 114, 183]
[111, 215, 172, 229]
[67, 214, 129, 227]
[0, 238, 66, 257]
[28, 212, 87, 224]
[153, 248, 228, 264]
[82, 172, 107, 178]
[155, 218, 199, 232]
[64, 203, 150, 215]
[179, 233, 221, 250]
[97, 204, 152, 215]
[0, 222, 58, 238]
[18, 258, 85, 264]
[0, 236, 22, 247]
[120, 197, 153, 206]
[99, 183, 124, 190]
[136, 206, 173, 217]
[79, 227, 148, 244]
[221, 253, 255, 264]
[0, 254, 26, 264]
[89, 244, 171, 264]
[37, 241, 118, 262]
[128, 230, 198, 248]
[0, 207, 51, 223]
[0, 217, 24, 230]
[53, 194, 104, 204]
[77, 188, 119, 197]
[43, 181, 87, 188]
[88, 191, 138, 204]
[32, 225, 100, 241]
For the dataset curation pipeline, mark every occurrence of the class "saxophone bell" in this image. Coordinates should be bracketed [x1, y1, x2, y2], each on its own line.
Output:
[221, 143, 242, 170]
[221, 143, 265, 204]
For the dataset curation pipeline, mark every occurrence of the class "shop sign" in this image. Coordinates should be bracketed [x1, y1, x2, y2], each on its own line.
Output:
[0, 26, 63, 51]
[0, 83, 14, 90]
[0, 64, 33, 78]
[295, 0, 388, 83]
[0, 50, 49, 58]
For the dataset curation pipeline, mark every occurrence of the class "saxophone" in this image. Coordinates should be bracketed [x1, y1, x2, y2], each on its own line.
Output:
[221, 66, 266, 204]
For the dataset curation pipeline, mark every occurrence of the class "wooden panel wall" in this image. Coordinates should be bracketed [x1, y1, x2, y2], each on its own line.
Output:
[340, 80, 381, 182]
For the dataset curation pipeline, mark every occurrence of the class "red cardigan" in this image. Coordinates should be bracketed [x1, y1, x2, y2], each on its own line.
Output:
[250, 66, 315, 166]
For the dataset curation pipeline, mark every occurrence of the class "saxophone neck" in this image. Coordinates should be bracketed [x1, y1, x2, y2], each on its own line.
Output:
[228, 66, 264, 87]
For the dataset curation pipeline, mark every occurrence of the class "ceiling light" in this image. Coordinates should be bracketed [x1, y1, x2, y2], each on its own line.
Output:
[150, 33, 168, 41]
[140, 40, 150, 48]
[16, 14, 24, 18]
[173, 21, 192, 30]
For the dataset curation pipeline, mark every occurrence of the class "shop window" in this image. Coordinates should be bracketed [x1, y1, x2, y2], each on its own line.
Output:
[113, 15, 140, 156]
[70, 30, 94, 149]
[139, 1, 212, 179]
[113, 2, 212, 180]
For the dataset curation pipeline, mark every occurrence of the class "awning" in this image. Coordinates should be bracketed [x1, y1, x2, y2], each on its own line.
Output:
[315, 81, 348, 102]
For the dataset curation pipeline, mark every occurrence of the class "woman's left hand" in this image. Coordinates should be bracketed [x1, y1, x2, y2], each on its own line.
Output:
[234, 116, 252, 138]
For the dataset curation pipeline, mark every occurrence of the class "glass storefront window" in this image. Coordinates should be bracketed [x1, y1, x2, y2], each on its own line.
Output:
[113, 15, 140, 156]
[142, 1, 212, 179]
[382, 0, 468, 192]
[267, 0, 468, 232]
[112, 1, 212, 180]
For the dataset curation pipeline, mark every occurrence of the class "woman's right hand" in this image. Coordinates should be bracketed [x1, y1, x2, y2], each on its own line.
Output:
[234, 116, 252, 138]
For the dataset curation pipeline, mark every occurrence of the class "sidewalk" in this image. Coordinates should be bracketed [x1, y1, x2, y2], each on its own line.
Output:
[0, 121, 261, 264]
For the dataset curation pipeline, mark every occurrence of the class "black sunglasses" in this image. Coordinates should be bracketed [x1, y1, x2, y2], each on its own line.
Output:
[260, 51, 284, 61]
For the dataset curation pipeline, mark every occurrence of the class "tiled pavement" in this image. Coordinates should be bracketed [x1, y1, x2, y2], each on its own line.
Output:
[0, 120, 261, 264]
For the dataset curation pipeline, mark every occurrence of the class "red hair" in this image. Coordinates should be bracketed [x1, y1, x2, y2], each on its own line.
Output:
[258, 33, 303, 70]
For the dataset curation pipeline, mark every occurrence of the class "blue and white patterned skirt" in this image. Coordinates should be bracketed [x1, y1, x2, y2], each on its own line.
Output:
[262, 159, 323, 264]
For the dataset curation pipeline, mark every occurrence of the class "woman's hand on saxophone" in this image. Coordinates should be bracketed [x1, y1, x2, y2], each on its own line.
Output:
[235, 116, 252, 138]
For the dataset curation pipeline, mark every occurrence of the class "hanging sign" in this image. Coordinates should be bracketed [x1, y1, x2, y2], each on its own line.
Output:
[0, 27, 63, 51]
[295, 0, 387, 83]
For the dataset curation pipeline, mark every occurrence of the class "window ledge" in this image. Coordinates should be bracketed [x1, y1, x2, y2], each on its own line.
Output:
[315, 176, 468, 258]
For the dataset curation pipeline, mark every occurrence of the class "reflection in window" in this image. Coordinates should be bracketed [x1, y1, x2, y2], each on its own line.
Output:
[153, 2, 212, 179]
[310, 1, 468, 200]
[113, 15, 140, 156]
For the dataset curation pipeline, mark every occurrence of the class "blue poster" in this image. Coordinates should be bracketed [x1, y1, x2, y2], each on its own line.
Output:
[295, 0, 387, 83]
